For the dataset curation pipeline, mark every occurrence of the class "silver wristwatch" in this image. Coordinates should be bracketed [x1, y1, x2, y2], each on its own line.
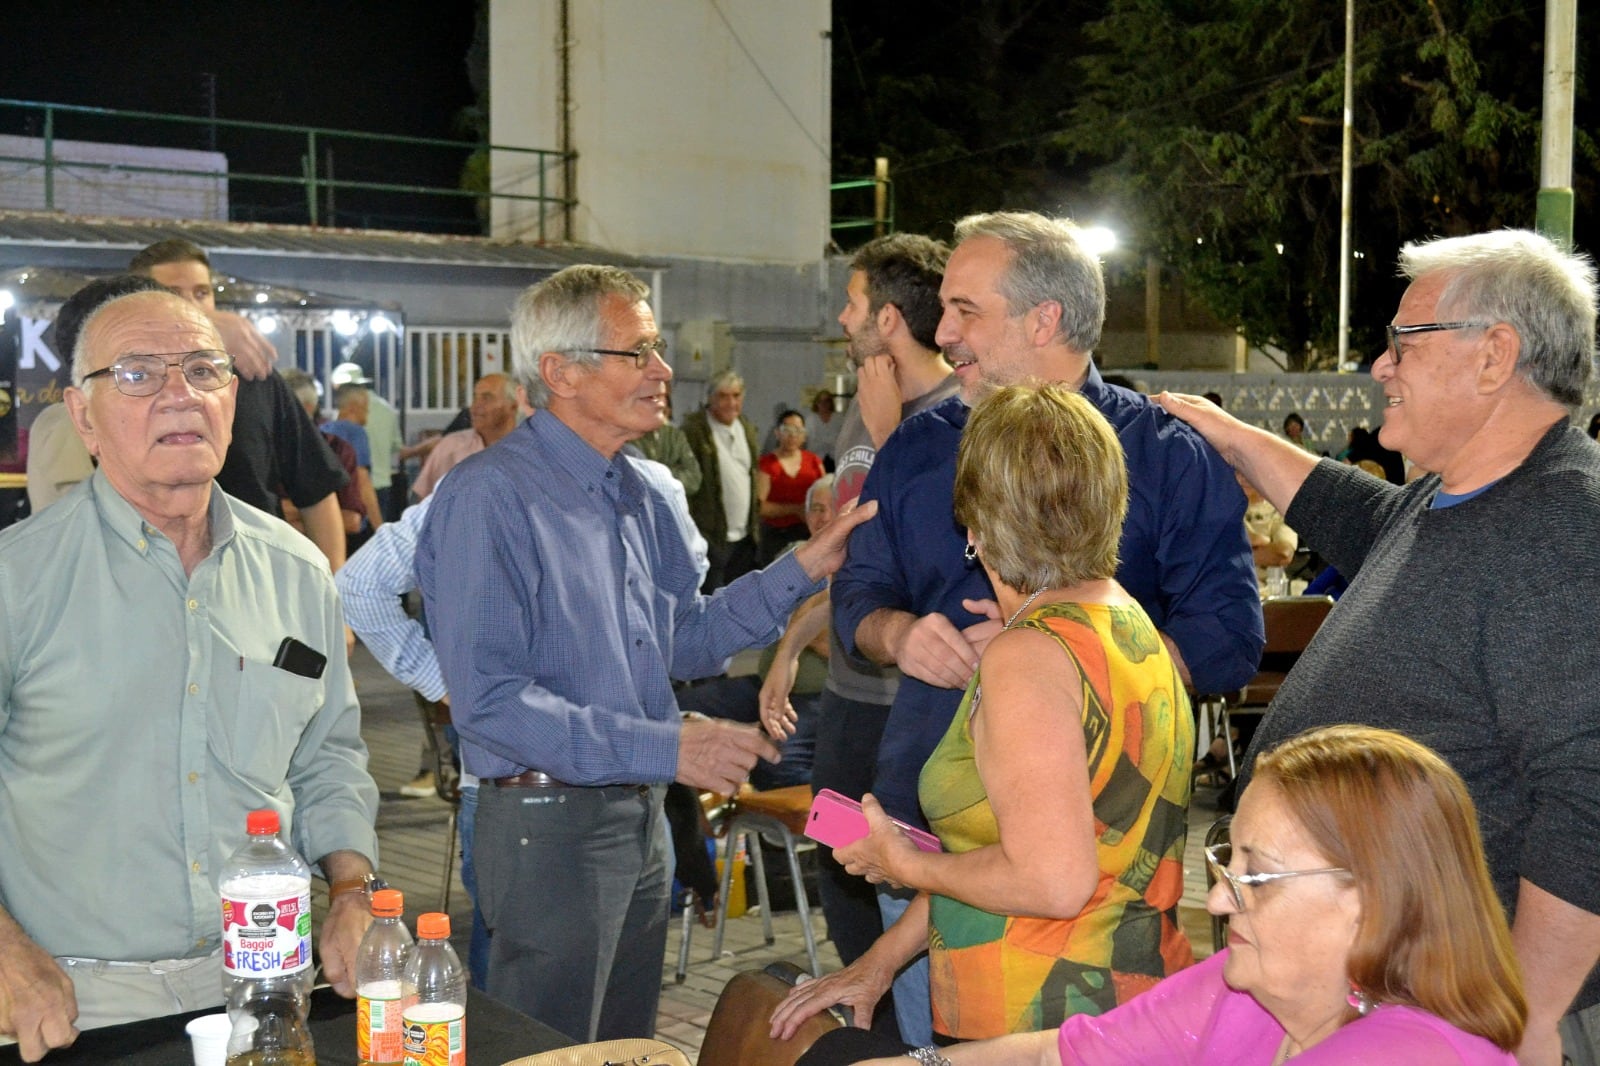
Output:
[908, 1049, 953, 1066]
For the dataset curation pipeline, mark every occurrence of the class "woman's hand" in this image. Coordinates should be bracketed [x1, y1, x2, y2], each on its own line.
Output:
[835, 793, 922, 888]
[768, 956, 895, 1040]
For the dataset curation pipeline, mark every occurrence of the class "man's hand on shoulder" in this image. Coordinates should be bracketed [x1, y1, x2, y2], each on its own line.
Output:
[791, 499, 878, 582]
[209, 309, 278, 382]
[0, 913, 79, 1062]
[675, 715, 780, 793]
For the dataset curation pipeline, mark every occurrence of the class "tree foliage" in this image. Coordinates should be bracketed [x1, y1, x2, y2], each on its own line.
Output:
[1064, 0, 1598, 367]
[831, 1, 1098, 243]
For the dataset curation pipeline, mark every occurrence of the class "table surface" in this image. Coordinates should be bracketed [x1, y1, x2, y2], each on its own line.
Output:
[0, 985, 571, 1065]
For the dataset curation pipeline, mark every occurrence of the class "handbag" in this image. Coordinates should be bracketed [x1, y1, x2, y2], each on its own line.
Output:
[499, 1038, 692, 1066]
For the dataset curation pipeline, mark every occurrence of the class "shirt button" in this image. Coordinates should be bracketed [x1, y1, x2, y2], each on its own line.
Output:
[635, 639, 643, 648]
[189, 772, 199, 784]
[188, 683, 200, 695]
[196, 938, 207, 949]
[136, 539, 147, 551]
[186, 598, 199, 611]
[192, 861, 201, 874]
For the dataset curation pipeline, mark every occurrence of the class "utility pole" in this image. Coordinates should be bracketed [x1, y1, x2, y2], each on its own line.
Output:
[1336, 0, 1355, 369]
[1536, 0, 1576, 248]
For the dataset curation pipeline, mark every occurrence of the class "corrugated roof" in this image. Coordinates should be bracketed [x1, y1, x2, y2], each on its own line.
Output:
[0, 210, 660, 270]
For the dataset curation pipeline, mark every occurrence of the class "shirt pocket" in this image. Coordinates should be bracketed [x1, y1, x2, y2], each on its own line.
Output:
[208, 658, 324, 793]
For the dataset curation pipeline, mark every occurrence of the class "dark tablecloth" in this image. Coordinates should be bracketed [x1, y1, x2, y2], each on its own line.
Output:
[0, 984, 572, 1065]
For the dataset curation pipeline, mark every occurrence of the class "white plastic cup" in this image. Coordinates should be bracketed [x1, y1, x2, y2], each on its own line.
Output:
[185, 1013, 231, 1066]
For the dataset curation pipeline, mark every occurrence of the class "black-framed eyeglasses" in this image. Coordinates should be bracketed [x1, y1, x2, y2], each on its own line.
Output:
[1384, 321, 1487, 364]
[563, 337, 668, 370]
[80, 350, 235, 397]
[1204, 842, 1349, 912]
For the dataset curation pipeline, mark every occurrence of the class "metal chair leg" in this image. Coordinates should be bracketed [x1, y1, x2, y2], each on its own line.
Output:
[440, 807, 458, 913]
[746, 827, 775, 945]
[781, 835, 821, 976]
[676, 889, 694, 983]
[711, 832, 738, 961]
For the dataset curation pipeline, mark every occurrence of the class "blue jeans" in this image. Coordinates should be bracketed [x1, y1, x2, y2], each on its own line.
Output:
[878, 886, 931, 1046]
[457, 784, 490, 991]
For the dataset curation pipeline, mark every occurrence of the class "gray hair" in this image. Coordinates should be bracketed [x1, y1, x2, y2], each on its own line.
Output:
[707, 368, 745, 396]
[510, 265, 652, 409]
[805, 473, 836, 509]
[280, 367, 320, 411]
[952, 211, 1106, 355]
[1399, 230, 1597, 408]
[478, 372, 518, 405]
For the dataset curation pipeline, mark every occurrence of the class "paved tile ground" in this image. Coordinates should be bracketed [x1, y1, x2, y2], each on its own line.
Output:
[350, 643, 1227, 1063]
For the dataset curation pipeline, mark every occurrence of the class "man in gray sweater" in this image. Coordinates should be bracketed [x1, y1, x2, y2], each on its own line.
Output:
[1160, 228, 1600, 1066]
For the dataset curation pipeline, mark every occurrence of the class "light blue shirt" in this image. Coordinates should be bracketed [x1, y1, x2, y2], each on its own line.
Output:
[416, 412, 819, 785]
[0, 471, 378, 961]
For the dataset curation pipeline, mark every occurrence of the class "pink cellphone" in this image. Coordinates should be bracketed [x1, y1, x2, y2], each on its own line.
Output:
[805, 788, 942, 853]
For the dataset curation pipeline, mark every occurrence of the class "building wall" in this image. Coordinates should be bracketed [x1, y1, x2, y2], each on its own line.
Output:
[0, 136, 228, 220]
[489, 0, 832, 264]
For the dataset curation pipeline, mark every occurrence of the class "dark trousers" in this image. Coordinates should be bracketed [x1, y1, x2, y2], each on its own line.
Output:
[476, 783, 669, 1042]
[812, 688, 901, 1039]
[677, 677, 820, 790]
[797, 1026, 912, 1064]
[702, 534, 759, 593]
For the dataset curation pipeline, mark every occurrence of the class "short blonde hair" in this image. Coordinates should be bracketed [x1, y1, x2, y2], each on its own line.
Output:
[954, 383, 1125, 590]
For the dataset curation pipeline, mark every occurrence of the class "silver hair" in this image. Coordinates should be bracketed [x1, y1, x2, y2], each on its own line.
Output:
[805, 473, 835, 509]
[1399, 229, 1597, 407]
[707, 368, 745, 396]
[479, 372, 518, 405]
[952, 211, 1106, 355]
[279, 367, 320, 410]
[510, 265, 652, 409]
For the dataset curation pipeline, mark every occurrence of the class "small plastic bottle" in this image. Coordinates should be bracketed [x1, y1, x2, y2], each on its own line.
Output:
[356, 889, 413, 1065]
[400, 913, 466, 1066]
[220, 810, 314, 1006]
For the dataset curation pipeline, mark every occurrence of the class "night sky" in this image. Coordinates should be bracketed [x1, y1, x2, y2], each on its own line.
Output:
[0, 3, 480, 231]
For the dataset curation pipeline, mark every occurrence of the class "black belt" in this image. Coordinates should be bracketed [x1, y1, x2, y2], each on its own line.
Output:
[493, 771, 650, 795]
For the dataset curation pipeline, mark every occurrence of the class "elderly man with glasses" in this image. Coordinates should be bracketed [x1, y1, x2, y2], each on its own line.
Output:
[417, 265, 874, 1043]
[1159, 228, 1600, 1066]
[0, 279, 379, 1060]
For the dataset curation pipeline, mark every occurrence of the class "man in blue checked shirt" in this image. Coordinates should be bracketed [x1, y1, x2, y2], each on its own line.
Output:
[416, 265, 875, 1043]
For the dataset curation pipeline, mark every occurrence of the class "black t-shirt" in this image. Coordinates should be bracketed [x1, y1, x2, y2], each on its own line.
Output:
[216, 372, 348, 516]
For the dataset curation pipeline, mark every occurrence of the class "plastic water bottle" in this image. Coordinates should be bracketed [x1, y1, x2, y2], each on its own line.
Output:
[400, 913, 465, 1066]
[225, 983, 315, 1066]
[220, 809, 315, 1006]
[356, 889, 413, 1065]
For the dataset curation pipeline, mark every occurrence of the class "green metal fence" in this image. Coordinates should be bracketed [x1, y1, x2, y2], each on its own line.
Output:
[0, 97, 573, 239]
[829, 173, 894, 243]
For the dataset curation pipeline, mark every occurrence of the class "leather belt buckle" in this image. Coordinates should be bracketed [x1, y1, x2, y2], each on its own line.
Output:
[493, 770, 570, 789]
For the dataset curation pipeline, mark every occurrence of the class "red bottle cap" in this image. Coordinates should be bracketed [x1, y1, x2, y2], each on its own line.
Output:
[371, 889, 404, 918]
[416, 912, 451, 939]
[246, 809, 280, 835]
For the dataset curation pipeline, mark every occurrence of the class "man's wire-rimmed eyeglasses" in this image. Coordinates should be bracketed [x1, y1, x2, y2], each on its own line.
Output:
[1204, 842, 1350, 911]
[1384, 322, 1487, 365]
[563, 338, 669, 369]
[80, 350, 235, 397]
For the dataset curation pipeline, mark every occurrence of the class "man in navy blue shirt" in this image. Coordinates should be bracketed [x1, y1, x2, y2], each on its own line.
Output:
[416, 265, 874, 1043]
[831, 211, 1262, 1043]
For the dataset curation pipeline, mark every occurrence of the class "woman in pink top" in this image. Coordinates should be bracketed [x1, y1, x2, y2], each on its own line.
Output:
[815, 726, 1524, 1066]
